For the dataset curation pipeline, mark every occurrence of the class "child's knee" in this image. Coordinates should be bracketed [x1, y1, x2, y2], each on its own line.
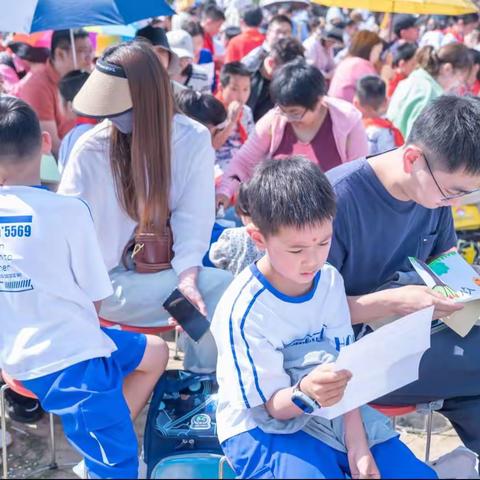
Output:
[142, 335, 169, 374]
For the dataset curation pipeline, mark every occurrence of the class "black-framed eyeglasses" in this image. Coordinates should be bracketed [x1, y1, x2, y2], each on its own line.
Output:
[422, 152, 480, 201]
[276, 104, 308, 122]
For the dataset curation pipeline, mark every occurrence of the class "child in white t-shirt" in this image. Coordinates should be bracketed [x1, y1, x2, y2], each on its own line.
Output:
[211, 156, 437, 479]
[214, 62, 254, 175]
[0, 96, 168, 479]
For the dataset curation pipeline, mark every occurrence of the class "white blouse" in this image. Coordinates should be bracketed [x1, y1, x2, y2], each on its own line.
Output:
[58, 114, 215, 275]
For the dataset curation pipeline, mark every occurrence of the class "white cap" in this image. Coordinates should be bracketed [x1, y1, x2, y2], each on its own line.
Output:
[166, 30, 194, 59]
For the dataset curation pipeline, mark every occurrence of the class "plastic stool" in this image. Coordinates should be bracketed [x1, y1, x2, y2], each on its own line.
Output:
[150, 453, 236, 479]
[371, 400, 444, 463]
[99, 318, 180, 359]
[99, 317, 175, 335]
[0, 373, 58, 479]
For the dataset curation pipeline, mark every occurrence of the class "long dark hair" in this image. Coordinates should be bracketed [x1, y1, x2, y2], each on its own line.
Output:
[104, 41, 175, 232]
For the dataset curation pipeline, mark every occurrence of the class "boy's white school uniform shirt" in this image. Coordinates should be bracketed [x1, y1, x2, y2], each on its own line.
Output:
[211, 262, 354, 444]
[0, 186, 115, 380]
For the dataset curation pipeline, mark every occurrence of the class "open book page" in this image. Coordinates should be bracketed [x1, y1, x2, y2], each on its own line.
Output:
[428, 251, 480, 300]
[312, 307, 433, 420]
[409, 252, 480, 337]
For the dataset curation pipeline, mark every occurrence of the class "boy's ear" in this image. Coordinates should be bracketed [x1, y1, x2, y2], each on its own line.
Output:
[246, 223, 267, 251]
[402, 145, 422, 174]
[41, 131, 52, 155]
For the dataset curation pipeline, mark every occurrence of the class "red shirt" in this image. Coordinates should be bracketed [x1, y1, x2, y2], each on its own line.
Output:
[15, 60, 74, 138]
[387, 71, 407, 98]
[273, 112, 342, 172]
[203, 32, 215, 55]
[224, 28, 265, 63]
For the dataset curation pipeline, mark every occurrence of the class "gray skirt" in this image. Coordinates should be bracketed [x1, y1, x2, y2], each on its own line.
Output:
[100, 265, 233, 373]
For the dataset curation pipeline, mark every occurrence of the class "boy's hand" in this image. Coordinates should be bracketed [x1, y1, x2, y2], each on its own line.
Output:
[391, 285, 463, 319]
[300, 364, 352, 407]
[227, 101, 243, 123]
[348, 447, 380, 479]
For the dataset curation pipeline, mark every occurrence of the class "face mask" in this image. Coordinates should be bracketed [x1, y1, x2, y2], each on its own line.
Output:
[109, 110, 133, 134]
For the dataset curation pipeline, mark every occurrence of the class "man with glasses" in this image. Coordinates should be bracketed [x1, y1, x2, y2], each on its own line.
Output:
[326, 95, 480, 455]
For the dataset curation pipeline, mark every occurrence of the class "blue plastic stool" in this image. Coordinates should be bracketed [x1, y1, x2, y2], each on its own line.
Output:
[150, 453, 236, 479]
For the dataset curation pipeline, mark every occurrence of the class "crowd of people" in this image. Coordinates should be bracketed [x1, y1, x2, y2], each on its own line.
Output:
[2, 2, 480, 479]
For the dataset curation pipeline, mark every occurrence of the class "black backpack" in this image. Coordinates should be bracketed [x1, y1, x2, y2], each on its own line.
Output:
[143, 370, 223, 478]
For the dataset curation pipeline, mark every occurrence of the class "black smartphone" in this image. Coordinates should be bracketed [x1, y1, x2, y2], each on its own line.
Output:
[162, 288, 210, 342]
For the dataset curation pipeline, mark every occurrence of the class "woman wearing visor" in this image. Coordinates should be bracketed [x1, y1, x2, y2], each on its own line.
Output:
[58, 41, 232, 373]
[216, 59, 368, 209]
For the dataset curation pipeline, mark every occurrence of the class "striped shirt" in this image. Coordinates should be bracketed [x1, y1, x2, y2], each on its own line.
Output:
[211, 262, 354, 443]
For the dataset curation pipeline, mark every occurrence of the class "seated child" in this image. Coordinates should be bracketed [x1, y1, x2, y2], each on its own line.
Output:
[176, 89, 229, 181]
[387, 42, 417, 98]
[209, 180, 263, 275]
[354, 75, 404, 156]
[0, 96, 168, 479]
[214, 62, 254, 174]
[211, 156, 437, 479]
[58, 70, 97, 174]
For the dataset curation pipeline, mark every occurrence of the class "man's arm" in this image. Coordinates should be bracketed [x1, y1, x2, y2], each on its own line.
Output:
[347, 285, 463, 326]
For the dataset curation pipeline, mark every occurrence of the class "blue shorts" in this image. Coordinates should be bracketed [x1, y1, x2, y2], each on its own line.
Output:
[22, 328, 147, 479]
[222, 428, 437, 479]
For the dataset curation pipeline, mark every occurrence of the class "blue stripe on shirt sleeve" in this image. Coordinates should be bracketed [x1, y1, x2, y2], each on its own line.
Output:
[239, 287, 267, 404]
[229, 275, 255, 408]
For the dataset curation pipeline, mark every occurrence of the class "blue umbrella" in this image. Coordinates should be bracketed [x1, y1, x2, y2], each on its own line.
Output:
[3, 0, 175, 33]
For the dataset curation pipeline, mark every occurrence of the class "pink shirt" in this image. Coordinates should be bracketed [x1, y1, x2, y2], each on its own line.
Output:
[303, 36, 335, 76]
[273, 111, 342, 171]
[328, 56, 377, 103]
[217, 96, 368, 198]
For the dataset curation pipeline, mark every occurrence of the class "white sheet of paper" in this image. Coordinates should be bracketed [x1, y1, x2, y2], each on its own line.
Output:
[313, 306, 433, 420]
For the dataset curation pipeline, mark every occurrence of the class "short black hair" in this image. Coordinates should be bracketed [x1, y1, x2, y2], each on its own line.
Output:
[220, 61, 251, 87]
[355, 75, 386, 110]
[242, 6, 263, 28]
[135, 25, 170, 49]
[183, 21, 204, 38]
[59, 70, 90, 102]
[470, 49, 480, 82]
[224, 26, 241, 41]
[268, 14, 293, 30]
[270, 59, 326, 109]
[455, 13, 479, 25]
[176, 90, 227, 127]
[235, 181, 250, 218]
[269, 37, 305, 66]
[246, 157, 336, 236]
[407, 95, 480, 175]
[392, 42, 417, 67]
[51, 29, 89, 59]
[0, 96, 42, 163]
[202, 4, 226, 22]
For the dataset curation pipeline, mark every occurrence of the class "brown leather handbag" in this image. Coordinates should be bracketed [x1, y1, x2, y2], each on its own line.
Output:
[122, 223, 174, 274]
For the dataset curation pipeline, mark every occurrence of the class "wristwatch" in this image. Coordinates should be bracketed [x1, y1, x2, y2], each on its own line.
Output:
[291, 376, 320, 414]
